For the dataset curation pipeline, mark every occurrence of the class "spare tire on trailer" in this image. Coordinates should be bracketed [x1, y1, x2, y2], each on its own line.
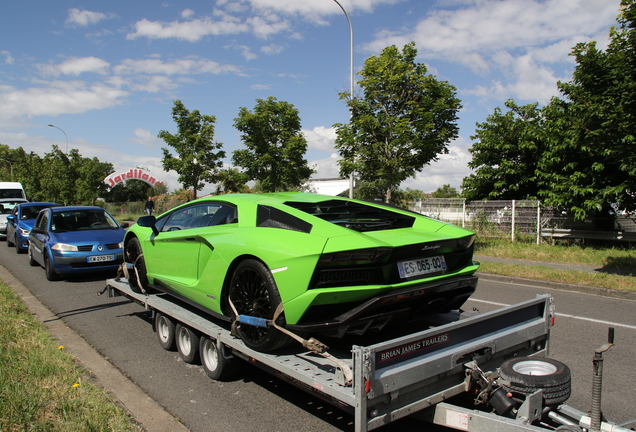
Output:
[498, 357, 571, 406]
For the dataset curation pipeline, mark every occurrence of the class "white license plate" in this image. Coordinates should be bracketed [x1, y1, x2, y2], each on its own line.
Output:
[397, 255, 446, 278]
[87, 254, 115, 263]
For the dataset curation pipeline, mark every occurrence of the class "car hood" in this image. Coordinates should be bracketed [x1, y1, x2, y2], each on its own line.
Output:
[51, 229, 125, 245]
[18, 219, 37, 230]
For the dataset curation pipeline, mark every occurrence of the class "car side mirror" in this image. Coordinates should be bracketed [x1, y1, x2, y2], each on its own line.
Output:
[136, 215, 159, 236]
[6, 215, 15, 222]
[31, 226, 44, 234]
[120, 222, 129, 229]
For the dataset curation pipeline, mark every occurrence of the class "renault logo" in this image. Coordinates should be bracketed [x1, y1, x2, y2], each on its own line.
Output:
[97, 245, 103, 252]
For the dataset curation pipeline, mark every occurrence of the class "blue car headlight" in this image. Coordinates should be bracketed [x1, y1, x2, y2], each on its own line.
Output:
[19, 227, 30, 236]
[51, 243, 79, 252]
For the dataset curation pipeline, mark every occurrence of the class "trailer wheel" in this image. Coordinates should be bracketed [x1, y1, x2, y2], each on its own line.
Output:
[199, 335, 236, 380]
[176, 323, 200, 364]
[155, 312, 176, 351]
[499, 357, 571, 406]
[124, 238, 153, 294]
[228, 259, 289, 352]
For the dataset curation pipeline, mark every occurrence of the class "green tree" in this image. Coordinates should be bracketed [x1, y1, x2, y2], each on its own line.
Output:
[158, 100, 226, 200]
[462, 100, 545, 200]
[432, 184, 460, 198]
[214, 168, 250, 194]
[232, 96, 314, 192]
[334, 42, 461, 204]
[538, 0, 636, 218]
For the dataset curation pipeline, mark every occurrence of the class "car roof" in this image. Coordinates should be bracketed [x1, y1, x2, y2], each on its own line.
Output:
[50, 206, 106, 212]
[18, 202, 58, 207]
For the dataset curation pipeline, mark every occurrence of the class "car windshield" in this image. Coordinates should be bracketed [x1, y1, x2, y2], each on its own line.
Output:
[51, 210, 120, 232]
[21, 206, 50, 219]
[0, 200, 28, 214]
[285, 199, 415, 232]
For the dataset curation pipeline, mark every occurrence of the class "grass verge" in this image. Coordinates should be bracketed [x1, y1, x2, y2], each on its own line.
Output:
[475, 239, 636, 291]
[0, 280, 141, 432]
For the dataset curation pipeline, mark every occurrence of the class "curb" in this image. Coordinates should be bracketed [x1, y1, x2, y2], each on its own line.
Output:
[476, 271, 636, 301]
[0, 265, 190, 432]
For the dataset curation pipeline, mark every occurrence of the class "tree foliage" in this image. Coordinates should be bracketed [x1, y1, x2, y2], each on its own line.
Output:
[462, 100, 545, 200]
[334, 42, 461, 204]
[158, 100, 226, 200]
[232, 96, 314, 193]
[214, 168, 250, 194]
[432, 184, 460, 198]
[464, 1, 636, 218]
[0, 144, 113, 205]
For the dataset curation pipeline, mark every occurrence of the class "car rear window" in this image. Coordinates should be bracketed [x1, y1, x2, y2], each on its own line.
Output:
[284, 199, 415, 232]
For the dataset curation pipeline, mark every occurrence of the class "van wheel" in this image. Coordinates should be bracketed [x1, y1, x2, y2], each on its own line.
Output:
[200, 335, 236, 380]
[175, 323, 200, 364]
[498, 357, 571, 406]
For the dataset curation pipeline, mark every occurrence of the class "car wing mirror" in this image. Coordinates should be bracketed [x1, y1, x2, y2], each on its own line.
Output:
[6, 215, 15, 222]
[31, 226, 44, 234]
[120, 222, 130, 229]
[136, 215, 159, 236]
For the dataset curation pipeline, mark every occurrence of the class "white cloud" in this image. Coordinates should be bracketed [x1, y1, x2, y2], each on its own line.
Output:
[35, 57, 111, 77]
[251, 83, 272, 90]
[1, 51, 14, 65]
[126, 15, 250, 42]
[66, 8, 112, 27]
[261, 43, 284, 55]
[181, 9, 195, 19]
[308, 153, 342, 179]
[131, 128, 160, 148]
[0, 81, 129, 126]
[113, 58, 243, 76]
[303, 126, 337, 152]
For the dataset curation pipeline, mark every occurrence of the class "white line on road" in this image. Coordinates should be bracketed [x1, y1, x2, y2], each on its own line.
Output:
[469, 298, 636, 330]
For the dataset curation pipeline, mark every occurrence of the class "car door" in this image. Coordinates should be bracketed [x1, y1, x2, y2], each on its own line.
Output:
[144, 203, 213, 289]
[29, 209, 50, 266]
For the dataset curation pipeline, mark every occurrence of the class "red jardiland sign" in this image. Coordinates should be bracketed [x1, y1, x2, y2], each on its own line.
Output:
[104, 169, 164, 188]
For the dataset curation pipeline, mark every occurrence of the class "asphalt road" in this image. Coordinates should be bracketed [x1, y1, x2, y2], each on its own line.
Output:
[2, 242, 635, 431]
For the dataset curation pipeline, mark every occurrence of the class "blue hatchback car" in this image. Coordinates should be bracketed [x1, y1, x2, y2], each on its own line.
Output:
[28, 206, 129, 280]
[6, 202, 59, 253]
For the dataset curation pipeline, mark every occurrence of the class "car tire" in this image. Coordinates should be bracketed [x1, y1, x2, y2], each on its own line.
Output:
[28, 247, 38, 267]
[229, 259, 290, 353]
[175, 323, 200, 364]
[155, 312, 176, 351]
[498, 357, 571, 406]
[199, 335, 236, 381]
[124, 238, 153, 294]
[44, 254, 61, 281]
[15, 235, 23, 254]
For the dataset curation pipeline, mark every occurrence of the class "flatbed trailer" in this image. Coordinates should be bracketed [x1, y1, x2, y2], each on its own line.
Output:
[104, 278, 632, 432]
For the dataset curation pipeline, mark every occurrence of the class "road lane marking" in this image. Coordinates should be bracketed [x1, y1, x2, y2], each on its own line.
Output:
[469, 298, 636, 330]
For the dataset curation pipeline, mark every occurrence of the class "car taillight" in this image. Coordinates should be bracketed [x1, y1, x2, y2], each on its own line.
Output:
[317, 247, 392, 267]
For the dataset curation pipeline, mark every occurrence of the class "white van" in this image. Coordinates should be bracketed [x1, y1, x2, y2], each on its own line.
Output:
[0, 182, 26, 200]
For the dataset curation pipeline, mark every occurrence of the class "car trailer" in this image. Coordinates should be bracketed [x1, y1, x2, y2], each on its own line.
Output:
[103, 278, 633, 432]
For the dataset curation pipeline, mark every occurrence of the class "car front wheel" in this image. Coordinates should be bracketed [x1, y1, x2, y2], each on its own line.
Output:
[44, 254, 61, 281]
[124, 238, 153, 294]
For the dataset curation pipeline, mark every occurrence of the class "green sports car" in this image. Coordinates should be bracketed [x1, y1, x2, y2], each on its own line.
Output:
[124, 192, 479, 352]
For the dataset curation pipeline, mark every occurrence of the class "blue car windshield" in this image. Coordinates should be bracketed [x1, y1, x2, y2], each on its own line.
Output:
[52, 210, 119, 232]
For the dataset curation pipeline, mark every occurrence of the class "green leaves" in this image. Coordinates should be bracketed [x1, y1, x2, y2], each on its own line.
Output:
[232, 96, 314, 193]
[158, 100, 226, 200]
[334, 42, 461, 204]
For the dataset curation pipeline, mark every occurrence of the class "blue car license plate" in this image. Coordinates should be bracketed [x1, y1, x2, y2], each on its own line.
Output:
[397, 255, 446, 278]
[87, 254, 115, 263]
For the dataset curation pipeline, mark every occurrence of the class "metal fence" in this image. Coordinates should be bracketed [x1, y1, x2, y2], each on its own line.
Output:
[409, 198, 636, 244]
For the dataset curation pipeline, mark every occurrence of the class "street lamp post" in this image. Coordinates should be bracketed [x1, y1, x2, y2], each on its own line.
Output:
[0, 158, 13, 180]
[48, 124, 68, 154]
[332, 0, 355, 199]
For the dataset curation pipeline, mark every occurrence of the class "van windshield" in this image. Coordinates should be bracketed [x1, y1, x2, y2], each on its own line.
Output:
[0, 189, 25, 199]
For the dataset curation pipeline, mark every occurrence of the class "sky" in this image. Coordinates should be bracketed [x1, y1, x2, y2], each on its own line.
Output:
[0, 0, 623, 196]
